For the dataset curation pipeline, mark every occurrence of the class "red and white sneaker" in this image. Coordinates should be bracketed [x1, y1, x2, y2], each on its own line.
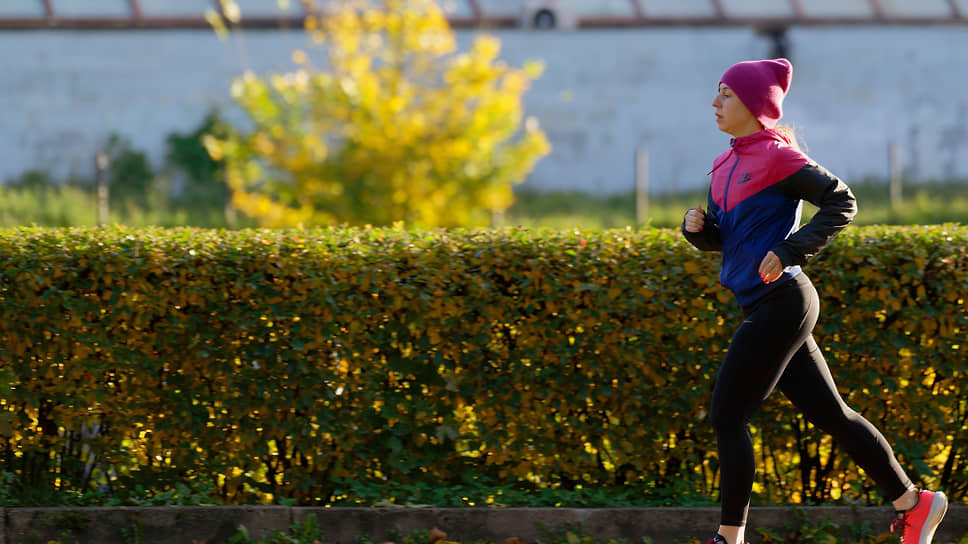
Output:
[890, 489, 948, 543]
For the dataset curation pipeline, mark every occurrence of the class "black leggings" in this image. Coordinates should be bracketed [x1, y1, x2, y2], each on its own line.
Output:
[711, 273, 913, 527]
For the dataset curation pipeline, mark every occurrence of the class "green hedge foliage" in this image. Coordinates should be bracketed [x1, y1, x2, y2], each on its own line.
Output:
[0, 225, 965, 506]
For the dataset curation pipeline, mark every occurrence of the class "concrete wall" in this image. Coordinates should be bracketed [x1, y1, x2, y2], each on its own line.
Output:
[1, 25, 967, 194]
[3, 505, 967, 544]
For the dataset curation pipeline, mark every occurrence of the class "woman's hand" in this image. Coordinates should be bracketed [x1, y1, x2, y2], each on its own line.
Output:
[684, 205, 705, 233]
[759, 251, 783, 283]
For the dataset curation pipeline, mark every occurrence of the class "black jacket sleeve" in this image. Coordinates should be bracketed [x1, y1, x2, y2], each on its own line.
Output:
[773, 163, 857, 267]
[681, 190, 723, 252]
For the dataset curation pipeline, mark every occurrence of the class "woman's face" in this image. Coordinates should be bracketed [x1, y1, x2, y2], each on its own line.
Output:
[712, 84, 761, 137]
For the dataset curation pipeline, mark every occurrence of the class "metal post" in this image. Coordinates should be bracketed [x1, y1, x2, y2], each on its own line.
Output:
[635, 147, 649, 227]
[491, 208, 505, 228]
[888, 141, 902, 211]
[96, 151, 110, 226]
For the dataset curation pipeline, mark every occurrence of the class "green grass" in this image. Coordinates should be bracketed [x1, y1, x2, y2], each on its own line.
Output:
[503, 180, 968, 230]
[0, 182, 246, 229]
[2, 178, 965, 231]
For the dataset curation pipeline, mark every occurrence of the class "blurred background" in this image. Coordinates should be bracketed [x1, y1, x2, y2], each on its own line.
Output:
[1, 0, 967, 229]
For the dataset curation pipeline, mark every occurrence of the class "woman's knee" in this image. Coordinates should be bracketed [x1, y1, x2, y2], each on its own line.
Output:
[806, 404, 860, 436]
[710, 396, 747, 436]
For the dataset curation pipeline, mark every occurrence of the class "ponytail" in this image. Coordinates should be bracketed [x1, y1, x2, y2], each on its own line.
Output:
[774, 125, 807, 152]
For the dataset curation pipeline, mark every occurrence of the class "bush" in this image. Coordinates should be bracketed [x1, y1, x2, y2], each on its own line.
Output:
[0, 225, 965, 506]
[208, 0, 550, 228]
[0, 114, 239, 229]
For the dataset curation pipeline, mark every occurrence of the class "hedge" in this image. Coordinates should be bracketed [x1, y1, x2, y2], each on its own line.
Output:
[0, 225, 965, 506]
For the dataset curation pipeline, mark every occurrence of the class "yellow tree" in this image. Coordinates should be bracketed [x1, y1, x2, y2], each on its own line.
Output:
[205, 0, 551, 228]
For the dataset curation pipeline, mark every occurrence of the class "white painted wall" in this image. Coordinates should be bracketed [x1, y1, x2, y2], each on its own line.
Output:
[495, 25, 968, 192]
[1, 25, 966, 194]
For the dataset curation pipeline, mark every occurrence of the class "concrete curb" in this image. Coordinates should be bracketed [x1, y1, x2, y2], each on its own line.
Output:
[2, 505, 966, 544]
[294, 505, 968, 543]
[4, 506, 291, 544]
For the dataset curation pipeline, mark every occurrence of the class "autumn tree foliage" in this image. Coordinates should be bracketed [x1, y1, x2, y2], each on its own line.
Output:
[206, 0, 551, 228]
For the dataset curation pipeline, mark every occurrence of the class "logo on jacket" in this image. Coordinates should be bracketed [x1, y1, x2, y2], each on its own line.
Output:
[737, 173, 753, 184]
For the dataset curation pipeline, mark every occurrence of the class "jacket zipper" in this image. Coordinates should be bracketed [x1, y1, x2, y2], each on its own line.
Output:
[723, 153, 741, 211]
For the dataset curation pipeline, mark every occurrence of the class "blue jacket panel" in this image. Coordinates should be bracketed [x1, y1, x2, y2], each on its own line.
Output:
[715, 182, 804, 307]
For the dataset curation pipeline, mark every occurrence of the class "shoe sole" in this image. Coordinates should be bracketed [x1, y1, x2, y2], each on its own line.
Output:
[919, 491, 948, 544]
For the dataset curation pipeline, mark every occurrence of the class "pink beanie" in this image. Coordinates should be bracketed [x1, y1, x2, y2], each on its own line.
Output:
[720, 58, 793, 129]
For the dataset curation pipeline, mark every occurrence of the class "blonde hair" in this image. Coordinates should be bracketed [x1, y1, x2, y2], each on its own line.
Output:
[774, 124, 807, 152]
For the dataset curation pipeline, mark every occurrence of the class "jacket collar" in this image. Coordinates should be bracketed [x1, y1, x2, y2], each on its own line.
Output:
[729, 128, 791, 151]
[710, 128, 791, 175]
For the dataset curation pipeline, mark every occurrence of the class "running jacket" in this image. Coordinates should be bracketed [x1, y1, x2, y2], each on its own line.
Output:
[682, 128, 857, 307]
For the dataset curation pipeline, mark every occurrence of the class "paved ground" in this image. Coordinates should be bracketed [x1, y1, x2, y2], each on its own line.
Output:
[3, 504, 967, 544]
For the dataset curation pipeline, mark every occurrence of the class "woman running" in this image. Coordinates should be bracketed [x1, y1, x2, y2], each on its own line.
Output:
[681, 57, 948, 544]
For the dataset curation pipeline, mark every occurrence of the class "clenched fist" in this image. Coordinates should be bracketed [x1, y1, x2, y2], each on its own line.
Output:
[759, 251, 783, 284]
[684, 205, 706, 233]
